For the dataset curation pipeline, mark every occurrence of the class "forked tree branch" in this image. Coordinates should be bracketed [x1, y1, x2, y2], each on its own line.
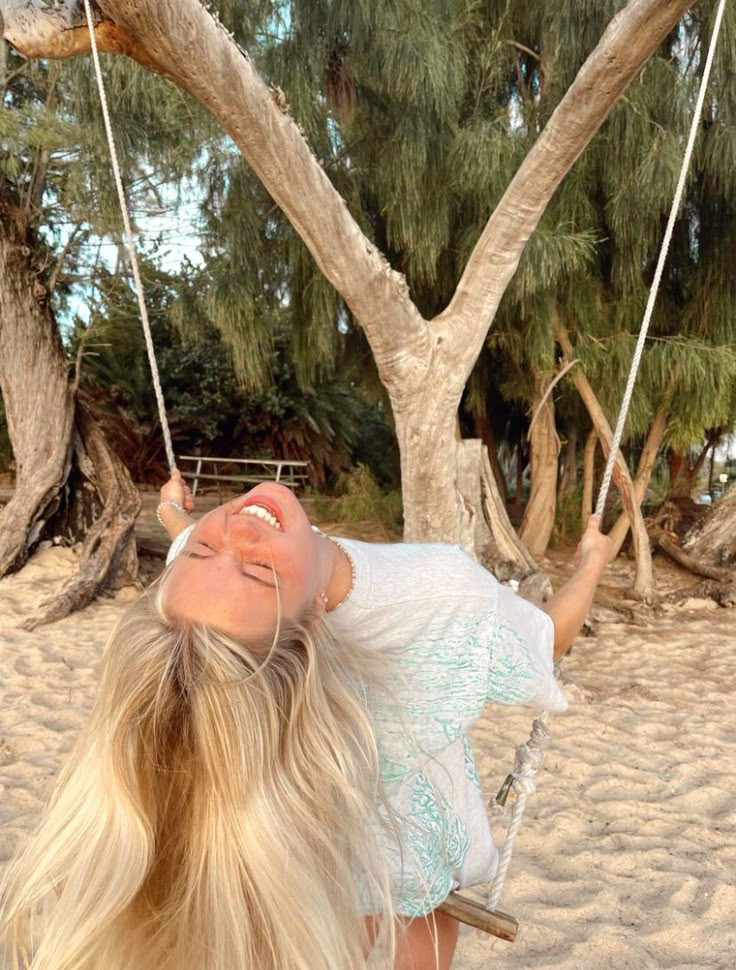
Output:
[437, 0, 696, 368]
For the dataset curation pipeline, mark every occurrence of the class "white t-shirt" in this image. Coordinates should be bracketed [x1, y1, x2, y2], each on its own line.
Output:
[167, 529, 566, 914]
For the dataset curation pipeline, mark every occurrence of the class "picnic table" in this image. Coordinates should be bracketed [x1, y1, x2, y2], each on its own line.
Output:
[177, 455, 310, 500]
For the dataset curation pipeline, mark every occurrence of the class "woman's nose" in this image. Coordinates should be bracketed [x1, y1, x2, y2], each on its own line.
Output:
[223, 508, 262, 544]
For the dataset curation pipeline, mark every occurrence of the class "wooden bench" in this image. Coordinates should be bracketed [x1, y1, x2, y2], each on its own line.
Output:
[177, 455, 310, 500]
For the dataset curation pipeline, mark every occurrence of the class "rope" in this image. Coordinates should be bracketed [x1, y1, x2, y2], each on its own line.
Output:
[489, 0, 728, 912]
[487, 715, 551, 911]
[595, 0, 727, 517]
[82, 0, 176, 472]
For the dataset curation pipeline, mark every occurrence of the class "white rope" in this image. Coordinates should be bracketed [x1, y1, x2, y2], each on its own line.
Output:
[595, 0, 728, 517]
[489, 0, 728, 912]
[83, 0, 177, 472]
[486, 715, 551, 911]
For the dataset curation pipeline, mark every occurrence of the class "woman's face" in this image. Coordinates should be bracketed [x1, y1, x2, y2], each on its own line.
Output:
[162, 483, 321, 641]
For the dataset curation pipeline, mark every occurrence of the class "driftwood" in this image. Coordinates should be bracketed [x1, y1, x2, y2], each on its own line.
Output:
[683, 487, 736, 567]
[649, 528, 735, 609]
[653, 531, 733, 582]
[650, 499, 707, 539]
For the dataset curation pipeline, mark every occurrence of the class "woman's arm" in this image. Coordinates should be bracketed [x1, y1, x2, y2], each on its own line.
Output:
[543, 515, 611, 660]
[158, 469, 196, 541]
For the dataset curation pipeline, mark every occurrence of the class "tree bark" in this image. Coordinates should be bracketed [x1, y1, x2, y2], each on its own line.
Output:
[683, 486, 736, 568]
[519, 377, 560, 560]
[0, 0, 696, 553]
[0, 199, 140, 626]
[394, 387, 473, 545]
[607, 400, 669, 558]
[479, 444, 538, 575]
[0, 202, 75, 576]
[556, 320, 653, 598]
[582, 430, 597, 528]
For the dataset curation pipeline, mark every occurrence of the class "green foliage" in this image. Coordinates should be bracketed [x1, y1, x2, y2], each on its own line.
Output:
[69, 262, 374, 487]
[349, 404, 401, 488]
[311, 464, 403, 527]
[551, 489, 583, 547]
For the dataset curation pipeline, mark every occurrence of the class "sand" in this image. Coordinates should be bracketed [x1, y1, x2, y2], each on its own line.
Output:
[0, 496, 734, 969]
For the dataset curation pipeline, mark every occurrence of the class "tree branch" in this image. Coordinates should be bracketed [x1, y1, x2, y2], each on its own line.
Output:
[47, 222, 84, 294]
[527, 358, 579, 436]
[506, 40, 542, 62]
[438, 0, 696, 369]
[556, 317, 653, 597]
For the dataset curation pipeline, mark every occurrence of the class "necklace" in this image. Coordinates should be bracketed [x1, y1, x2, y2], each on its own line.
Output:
[312, 527, 356, 608]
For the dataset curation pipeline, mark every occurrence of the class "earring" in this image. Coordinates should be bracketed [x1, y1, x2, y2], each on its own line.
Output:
[319, 590, 328, 606]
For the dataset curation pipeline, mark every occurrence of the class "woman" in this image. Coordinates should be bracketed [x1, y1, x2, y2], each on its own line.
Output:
[0, 471, 610, 970]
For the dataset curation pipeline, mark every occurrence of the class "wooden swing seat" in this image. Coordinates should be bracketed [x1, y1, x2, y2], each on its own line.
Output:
[438, 891, 518, 942]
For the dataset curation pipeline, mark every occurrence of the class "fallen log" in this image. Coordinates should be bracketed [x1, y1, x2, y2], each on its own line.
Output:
[653, 532, 734, 582]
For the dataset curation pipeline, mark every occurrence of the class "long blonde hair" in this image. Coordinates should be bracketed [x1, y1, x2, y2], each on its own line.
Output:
[0, 578, 398, 969]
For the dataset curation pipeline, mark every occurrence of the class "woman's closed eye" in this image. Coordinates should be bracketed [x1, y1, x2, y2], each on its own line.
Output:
[182, 546, 277, 586]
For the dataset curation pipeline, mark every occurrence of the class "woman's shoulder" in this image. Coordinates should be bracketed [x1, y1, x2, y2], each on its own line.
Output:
[332, 537, 498, 610]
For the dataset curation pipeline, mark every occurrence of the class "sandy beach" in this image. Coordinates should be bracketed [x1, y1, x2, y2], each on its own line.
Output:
[0, 494, 734, 969]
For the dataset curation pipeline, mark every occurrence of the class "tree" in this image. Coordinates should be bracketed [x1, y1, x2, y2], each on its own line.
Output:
[0, 34, 204, 624]
[1, 0, 700, 605]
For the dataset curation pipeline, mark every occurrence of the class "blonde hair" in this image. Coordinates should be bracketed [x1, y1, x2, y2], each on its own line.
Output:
[0, 578, 399, 970]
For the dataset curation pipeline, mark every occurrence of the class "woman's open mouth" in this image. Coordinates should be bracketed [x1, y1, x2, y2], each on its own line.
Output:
[238, 497, 283, 530]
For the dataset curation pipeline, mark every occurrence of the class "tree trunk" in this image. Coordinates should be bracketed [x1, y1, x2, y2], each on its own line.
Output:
[607, 400, 669, 559]
[394, 388, 474, 548]
[683, 486, 736, 568]
[668, 438, 714, 499]
[559, 428, 578, 500]
[0, 202, 76, 577]
[581, 430, 597, 528]
[556, 320, 653, 598]
[0, 0, 697, 554]
[0, 199, 140, 627]
[519, 379, 560, 560]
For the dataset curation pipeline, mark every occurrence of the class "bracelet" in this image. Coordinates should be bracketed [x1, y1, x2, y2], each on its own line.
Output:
[156, 500, 185, 528]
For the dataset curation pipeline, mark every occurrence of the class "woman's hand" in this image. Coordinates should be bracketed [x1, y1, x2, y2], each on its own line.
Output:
[160, 468, 195, 512]
[546, 515, 612, 659]
[574, 514, 611, 570]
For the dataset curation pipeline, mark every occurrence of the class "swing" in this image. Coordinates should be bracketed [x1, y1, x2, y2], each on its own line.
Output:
[82, 0, 728, 944]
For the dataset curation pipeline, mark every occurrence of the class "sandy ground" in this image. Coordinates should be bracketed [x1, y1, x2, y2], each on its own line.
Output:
[0, 493, 734, 969]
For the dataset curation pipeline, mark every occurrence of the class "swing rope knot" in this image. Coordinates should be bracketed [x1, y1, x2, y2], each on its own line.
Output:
[510, 772, 537, 797]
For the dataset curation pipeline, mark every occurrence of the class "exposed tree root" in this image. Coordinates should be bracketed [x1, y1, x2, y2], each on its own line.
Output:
[21, 404, 141, 630]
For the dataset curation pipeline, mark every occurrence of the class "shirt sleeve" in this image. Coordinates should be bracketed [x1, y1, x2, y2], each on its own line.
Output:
[166, 524, 196, 566]
[486, 584, 568, 713]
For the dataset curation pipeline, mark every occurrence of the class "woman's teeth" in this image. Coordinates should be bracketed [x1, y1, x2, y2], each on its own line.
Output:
[239, 505, 282, 529]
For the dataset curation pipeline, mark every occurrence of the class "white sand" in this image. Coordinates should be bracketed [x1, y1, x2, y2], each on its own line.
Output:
[0, 541, 734, 969]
